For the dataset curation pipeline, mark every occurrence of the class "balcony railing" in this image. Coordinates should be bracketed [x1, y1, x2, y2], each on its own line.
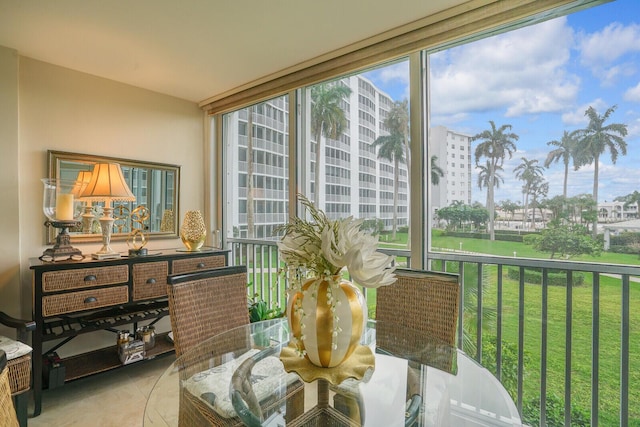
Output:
[228, 238, 636, 426]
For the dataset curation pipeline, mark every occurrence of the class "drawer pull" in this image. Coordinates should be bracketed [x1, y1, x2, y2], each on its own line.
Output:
[197, 263, 206, 269]
[84, 275, 97, 282]
[84, 296, 97, 304]
[146, 278, 157, 285]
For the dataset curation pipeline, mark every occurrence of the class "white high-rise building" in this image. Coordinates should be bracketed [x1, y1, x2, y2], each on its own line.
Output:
[429, 125, 473, 217]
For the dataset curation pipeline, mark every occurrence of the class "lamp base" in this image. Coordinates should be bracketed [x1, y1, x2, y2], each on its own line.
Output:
[92, 212, 120, 259]
[91, 252, 122, 260]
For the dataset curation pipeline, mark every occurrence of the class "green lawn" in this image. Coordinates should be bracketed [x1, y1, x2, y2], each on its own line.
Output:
[485, 268, 640, 426]
[431, 232, 640, 265]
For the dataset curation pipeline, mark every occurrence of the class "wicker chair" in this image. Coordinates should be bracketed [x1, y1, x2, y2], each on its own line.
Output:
[1, 350, 19, 427]
[166, 266, 304, 426]
[378, 268, 459, 425]
[375, 268, 460, 353]
[334, 268, 460, 426]
[0, 311, 35, 427]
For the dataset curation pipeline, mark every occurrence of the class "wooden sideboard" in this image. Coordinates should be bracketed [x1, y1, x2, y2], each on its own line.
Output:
[29, 248, 228, 416]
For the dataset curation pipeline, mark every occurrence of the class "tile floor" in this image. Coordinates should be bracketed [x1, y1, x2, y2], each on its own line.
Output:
[27, 355, 175, 427]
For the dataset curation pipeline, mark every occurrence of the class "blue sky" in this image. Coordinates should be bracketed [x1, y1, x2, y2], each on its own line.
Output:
[364, 0, 640, 206]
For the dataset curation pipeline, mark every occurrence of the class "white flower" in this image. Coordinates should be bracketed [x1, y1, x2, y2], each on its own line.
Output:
[277, 194, 396, 289]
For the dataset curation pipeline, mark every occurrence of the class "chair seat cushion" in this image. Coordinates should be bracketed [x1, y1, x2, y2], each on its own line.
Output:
[0, 336, 32, 360]
[183, 349, 298, 418]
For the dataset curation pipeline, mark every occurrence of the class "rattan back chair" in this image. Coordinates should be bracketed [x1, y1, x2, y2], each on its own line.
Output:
[167, 265, 249, 359]
[167, 265, 304, 426]
[378, 268, 459, 426]
[0, 350, 19, 427]
[376, 268, 460, 351]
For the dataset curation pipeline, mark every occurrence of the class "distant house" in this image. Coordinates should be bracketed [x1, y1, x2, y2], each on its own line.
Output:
[598, 201, 639, 223]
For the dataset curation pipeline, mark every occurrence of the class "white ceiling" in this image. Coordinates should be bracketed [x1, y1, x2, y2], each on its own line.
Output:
[0, 0, 465, 103]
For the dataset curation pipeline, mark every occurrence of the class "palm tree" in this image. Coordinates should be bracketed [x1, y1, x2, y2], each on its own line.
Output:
[528, 176, 549, 227]
[386, 99, 410, 174]
[431, 155, 444, 185]
[477, 161, 504, 219]
[514, 157, 544, 230]
[472, 121, 518, 240]
[545, 130, 579, 198]
[373, 100, 410, 241]
[310, 82, 352, 208]
[373, 131, 405, 240]
[574, 105, 628, 238]
[500, 199, 519, 227]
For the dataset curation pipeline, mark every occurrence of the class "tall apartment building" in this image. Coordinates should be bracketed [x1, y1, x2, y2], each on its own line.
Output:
[429, 125, 473, 218]
[229, 75, 409, 239]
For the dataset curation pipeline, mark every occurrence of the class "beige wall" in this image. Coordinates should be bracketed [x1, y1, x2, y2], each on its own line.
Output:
[0, 46, 21, 338]
[0, 47, 206, 351]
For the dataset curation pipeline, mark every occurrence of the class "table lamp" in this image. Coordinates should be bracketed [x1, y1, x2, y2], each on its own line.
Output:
[73, 170, 94, 233]
[79, 163, 136, 259]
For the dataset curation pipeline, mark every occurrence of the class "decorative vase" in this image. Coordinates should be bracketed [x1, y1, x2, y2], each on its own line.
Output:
[287, 276, 366, 368]
[180, 210, 207, 251]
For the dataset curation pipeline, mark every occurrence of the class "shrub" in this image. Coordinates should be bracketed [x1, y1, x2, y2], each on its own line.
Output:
[609, 245, 639, 254]
[610, 232, 640, 246]
[444, 231, 527, 243]
[482, 337, 523, 400]
[506, 267, 584, 287]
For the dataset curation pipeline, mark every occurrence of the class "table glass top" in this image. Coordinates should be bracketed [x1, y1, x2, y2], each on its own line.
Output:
[144, 318, 522, 427]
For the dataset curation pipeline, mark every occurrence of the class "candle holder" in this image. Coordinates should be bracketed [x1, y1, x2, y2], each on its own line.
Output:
[41, 178, 85, 262]
[41, 220, 83, 261]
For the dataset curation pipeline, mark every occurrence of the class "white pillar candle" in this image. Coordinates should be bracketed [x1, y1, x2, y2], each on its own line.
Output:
[56, 193, 75, 220]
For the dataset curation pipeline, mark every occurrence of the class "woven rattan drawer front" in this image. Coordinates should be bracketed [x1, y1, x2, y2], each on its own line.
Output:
[42, 265, 129, 292]
[171, 254, 226, 274]
[42, 286, 129, 317]
[132, 261, 169, 300]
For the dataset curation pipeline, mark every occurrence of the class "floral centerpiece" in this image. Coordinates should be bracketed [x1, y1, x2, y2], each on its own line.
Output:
[278, 194, 396, 368]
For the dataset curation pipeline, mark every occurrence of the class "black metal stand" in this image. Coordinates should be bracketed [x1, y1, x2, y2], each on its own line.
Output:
[41, 220, 83, 261]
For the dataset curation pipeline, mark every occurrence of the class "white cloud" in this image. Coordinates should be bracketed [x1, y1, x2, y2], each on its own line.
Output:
[561, 99, 607, 126]
[624, 81, 640, 102]
[430, 17, 578, 118]
[363, 62, 410, 100]
[624, 112, 640, 139]
[375, 62, 409, 85]
[578, 22, 640, 86]
[579, 22, 640, 65]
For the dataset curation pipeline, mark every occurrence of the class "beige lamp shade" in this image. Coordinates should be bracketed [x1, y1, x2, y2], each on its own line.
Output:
[72, 170, 93, 198]
[79, 163, 136, 205]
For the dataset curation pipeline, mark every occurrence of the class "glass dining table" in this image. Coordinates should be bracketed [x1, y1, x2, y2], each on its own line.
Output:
[144, 318, 522, 426]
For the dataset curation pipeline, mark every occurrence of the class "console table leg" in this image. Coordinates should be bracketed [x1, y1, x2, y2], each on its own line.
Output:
[32, 336, 42, 417]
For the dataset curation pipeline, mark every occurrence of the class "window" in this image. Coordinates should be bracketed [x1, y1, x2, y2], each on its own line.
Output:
[214, 8, 640, 424]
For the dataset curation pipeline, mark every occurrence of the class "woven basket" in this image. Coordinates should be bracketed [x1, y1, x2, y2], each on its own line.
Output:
[0, 354, 19, 427]
[7, 354, 31, 395]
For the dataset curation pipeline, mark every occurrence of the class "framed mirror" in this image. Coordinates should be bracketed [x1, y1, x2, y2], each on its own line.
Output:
[47, 150, 180, 243]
